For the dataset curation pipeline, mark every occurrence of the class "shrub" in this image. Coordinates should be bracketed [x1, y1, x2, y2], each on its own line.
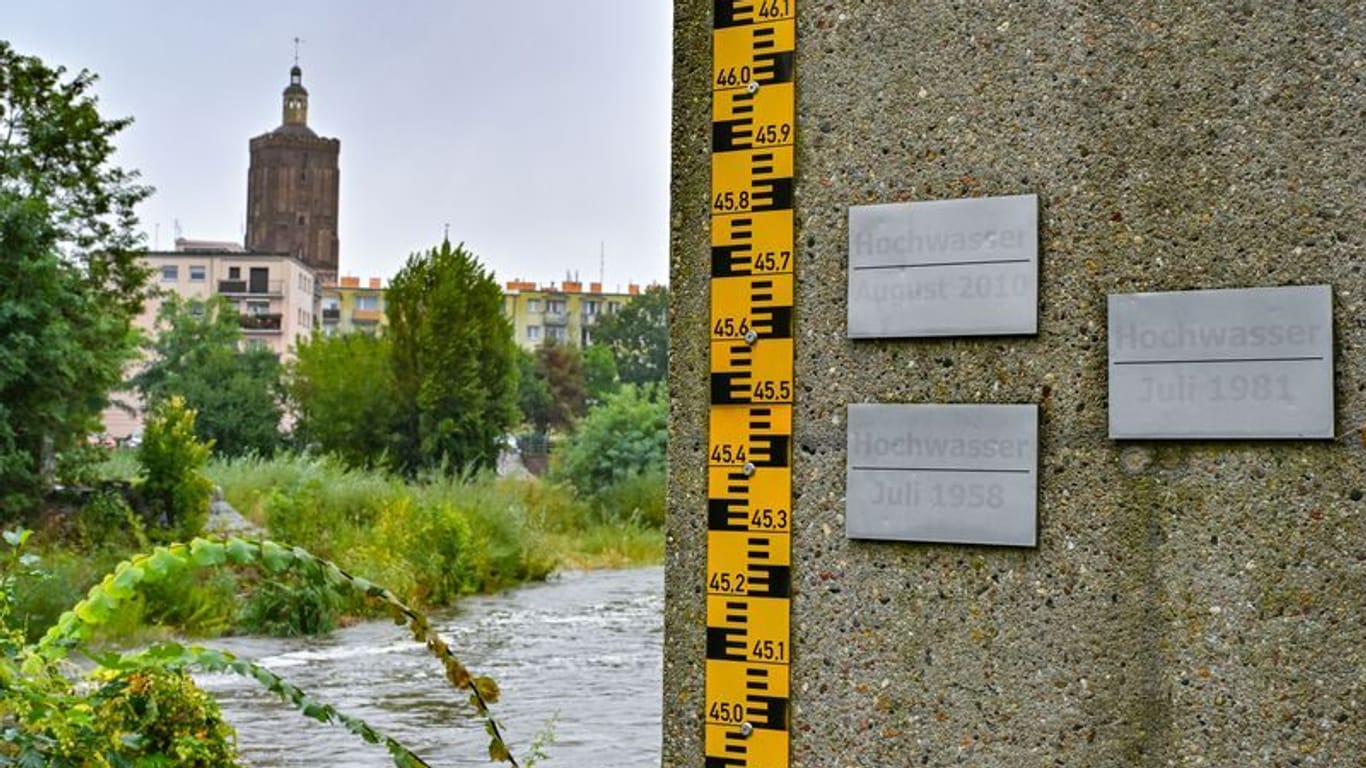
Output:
[238, 564, 342, 636]
[553, 383, 667, 500]
[137, 396, 214, 541]
[593, 469, 666, 527]
[91, 667, 240, 766]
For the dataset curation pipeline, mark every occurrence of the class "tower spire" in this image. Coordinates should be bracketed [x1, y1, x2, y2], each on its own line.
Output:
[282, 49, 309, 128]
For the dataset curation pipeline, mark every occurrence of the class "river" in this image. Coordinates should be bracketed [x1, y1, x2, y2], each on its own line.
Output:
[198, 567, 664, 767]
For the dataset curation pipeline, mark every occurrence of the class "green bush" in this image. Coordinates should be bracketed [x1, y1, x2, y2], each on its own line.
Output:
[593, 469, 666, 527]
[91, 667, 241, 766]
[553, 383, 667, 499]
[137, 396, 214, 541]
[238, 564, 343, 636]
[141, 567, 240, 638]
[9, 547, 124, 643]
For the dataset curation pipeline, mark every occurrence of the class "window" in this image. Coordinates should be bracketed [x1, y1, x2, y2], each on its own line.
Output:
[526, 299, 542, 313]
[245, 338, 270, 352]
[584, 300, 599, 315]
[547, 300, 566, 314]
[189, 265, 206, 282]
[546, 326, 568, 342]
[322, 297, 340, 311]
[246, 300, 270, 316]
[527, 325, 542, 341]
[355, 295, 379, 311]
[188, 301, 205, 317]
[228, 267, 241, 280]
[160, 265, 178, 282]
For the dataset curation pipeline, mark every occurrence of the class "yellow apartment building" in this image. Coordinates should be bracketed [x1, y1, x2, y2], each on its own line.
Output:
[320, 276, 387, 335]
[502, 278, 641, 351]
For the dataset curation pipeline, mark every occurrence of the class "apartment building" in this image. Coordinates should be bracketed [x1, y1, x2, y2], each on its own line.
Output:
[100, 242, 319, 438]
[320, 276, 387, 335]
[143, 243, 319, 357]
[503, 279, 640, 351]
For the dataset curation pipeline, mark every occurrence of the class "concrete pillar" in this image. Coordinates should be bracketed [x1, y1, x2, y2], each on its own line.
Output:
[664, 2, 1365, 765]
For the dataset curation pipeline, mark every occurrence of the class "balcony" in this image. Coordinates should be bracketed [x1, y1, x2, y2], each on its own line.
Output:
[219, 279, 284, 296]
[239, 313, 283, 332]
[542, 311, 569, 326]
[352, 309, 383, 324]
[321, 308, 341, 322]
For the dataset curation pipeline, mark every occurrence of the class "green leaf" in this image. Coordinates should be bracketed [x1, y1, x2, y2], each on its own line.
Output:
[225, 537, 258, 564]
[260, 540, 292, 572]
[142, 547, 182, 581]
[190, 538, 227, 566]
[109, 563, 144, 597]
[74, 588, 117, 625]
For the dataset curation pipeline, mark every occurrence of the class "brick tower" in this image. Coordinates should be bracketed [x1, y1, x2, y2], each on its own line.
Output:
[245, 63, 340, 283]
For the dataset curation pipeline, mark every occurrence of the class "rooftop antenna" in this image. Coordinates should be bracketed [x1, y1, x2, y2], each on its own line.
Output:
[443, 223, 450, 243]
[599, 241, 605, 286]
[293, 36, 303, 66]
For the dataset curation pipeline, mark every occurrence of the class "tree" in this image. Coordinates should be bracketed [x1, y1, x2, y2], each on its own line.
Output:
[515, 347, 554, 433]
[553, 383, 667, 498]
[591, 285, 668, 385]
[0, 44, 151, 517]
[287, 332, 398, 468]
[136, 395, 214, 541]
[132, 296, 283, 457]
[387, 240, 518, 473]
[582, 343, 620, 406]
[533, 340, 586, 432]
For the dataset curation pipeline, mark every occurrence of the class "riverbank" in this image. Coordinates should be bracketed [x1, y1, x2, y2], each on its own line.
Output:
[13, 452, 663, 644]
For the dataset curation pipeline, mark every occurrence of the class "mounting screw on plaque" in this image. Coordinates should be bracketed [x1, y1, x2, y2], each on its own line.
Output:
[742, 462, 756, 477]
[746, 81, 760, 94]
[739, 722, 754, 738]
[743, 329, 759, 344]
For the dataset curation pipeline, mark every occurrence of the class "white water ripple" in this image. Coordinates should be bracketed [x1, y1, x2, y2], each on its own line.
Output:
[198, 567, 664, 767]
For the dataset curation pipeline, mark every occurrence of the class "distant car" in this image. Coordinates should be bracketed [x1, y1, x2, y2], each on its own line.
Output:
[125, 432, 143, 448]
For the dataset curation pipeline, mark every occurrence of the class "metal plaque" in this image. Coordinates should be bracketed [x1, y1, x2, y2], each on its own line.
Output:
[846, 404, 1038, 547]
[1108, 285, 1334, 439]
[847, 194, 1038, 337]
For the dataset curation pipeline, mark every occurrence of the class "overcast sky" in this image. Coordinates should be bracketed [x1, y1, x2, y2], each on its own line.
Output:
[3, 1, 672, 289]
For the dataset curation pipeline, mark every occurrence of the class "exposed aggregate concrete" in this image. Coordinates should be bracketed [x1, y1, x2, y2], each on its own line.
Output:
[666, 2, 1364, 766]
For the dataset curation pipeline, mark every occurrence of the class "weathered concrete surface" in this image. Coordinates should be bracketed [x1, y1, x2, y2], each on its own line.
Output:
[665, 2, 1365, 766]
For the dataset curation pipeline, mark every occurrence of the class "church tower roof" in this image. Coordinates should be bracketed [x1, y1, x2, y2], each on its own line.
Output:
[277, 63, 316, 136]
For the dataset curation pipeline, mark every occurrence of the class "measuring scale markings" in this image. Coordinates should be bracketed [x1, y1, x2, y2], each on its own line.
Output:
[711, 275, 795, 341]
[711, 212, 795, 278]
[709, 2, 795, 766]
[710, 339, 794, 405]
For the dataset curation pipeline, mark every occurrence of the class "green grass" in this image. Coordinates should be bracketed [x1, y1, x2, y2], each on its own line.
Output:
[57, 450, 665, 639]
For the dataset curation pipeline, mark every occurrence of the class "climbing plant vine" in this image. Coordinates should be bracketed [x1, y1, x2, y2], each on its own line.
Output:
[6, 534, 522, 766]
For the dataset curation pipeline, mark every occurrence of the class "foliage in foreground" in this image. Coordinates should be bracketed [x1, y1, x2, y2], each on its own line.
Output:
[2, 531, 526, 766]
[0, 41, 152, 520]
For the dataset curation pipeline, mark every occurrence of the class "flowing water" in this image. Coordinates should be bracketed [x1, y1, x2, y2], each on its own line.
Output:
[199, 567, 664, 767]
